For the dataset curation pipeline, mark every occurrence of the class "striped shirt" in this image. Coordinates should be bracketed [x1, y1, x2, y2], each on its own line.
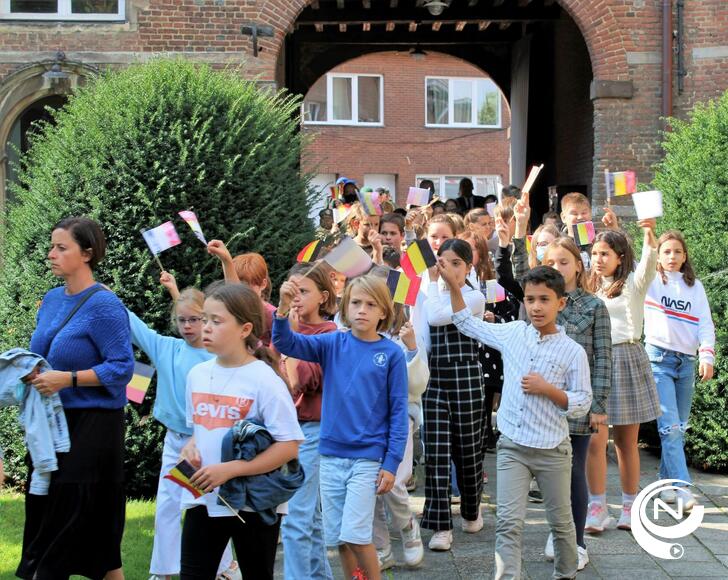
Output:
[452, 309, 592, 449]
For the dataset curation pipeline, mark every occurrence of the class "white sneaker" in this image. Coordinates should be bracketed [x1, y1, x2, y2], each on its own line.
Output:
[462, 508, 484, 533]
[216, 561, 242, 580]
[617, 502, 633, 530]
[584, 501, 615, 533]
[660, 488, 677, 503]
[544, 532, 554, 561]
[676, 488, 697, 512]
[376, 546, 395, 571]
[578, 545, 590, 571]
[400, 518, 424, 567]
[428, 530, 453, 551]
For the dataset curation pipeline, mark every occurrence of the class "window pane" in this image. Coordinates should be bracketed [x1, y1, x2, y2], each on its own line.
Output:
[476, 80, 499, 126]
[444, 176, 466, 200]
[332, 77, 353, 121]
[303, 76, 328, 122]
[10, 0, 57, 12]
[415, 175, 440, 197]
[72, 0, 118, 13]
[474, 176, 501, 197]
[452, 79, 472, 124]
[426, 79, 448, 125]
[357, 76, 381, 123]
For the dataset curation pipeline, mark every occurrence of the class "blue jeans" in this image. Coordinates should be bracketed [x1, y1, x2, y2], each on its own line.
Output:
[646, 344, 696, 485]
[280, 422, 333, 580]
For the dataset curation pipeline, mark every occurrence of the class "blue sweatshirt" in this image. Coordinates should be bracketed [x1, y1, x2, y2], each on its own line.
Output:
[273, 316, 408, 474]
[30, 284, 134, 409]
[128, 311, 213, 435]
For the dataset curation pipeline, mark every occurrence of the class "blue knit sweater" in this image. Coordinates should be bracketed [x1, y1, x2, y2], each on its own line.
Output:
[30, 283, 134, 409]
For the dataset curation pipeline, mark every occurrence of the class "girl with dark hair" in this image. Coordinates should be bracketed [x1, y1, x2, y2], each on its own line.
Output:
[542, 237, 612, 571]
[644, 230, 715, 511]
[421, 238, 486, 551]
[179, 284, 303, 579]
[278, 262, 338, 580]
[585, 221, 660, 533]
[18, 217, 134, 580]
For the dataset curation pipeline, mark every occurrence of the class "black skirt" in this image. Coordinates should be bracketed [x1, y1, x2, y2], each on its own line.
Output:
[17, 407, 126, 580]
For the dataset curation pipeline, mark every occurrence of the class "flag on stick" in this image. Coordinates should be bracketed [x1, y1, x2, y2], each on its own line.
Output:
[604, 169, 636, 197]
[485, 279, 506, 304]
[333, 204, 351, 224]
[297, 240, 324, 263]
[323, 237, 372, 278]
[126, 361, 155, 404]
[522, 164, 544, 194]
[356, 190, 383, 216]
[142, 221, 181, 256]
[407, 187, 430, 207]
[572, 221, 596, 246]
[400, 240, 437, 280]
[178, 210, 208, 245]
[165, 459, 208, 498]
[386, 269, 422, 306]
[525, 235, 533, 256]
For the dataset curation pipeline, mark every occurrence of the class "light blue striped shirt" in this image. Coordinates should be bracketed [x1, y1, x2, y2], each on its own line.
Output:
[452, 309, 592, 449]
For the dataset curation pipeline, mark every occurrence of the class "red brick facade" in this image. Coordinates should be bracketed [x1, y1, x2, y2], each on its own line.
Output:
[301, 51, 511, 205]
[0, 0, 726, 210]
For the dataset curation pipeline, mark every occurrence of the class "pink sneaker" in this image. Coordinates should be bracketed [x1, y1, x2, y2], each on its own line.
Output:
[584, 501, 615, 533]
[617, 502, 633, 530]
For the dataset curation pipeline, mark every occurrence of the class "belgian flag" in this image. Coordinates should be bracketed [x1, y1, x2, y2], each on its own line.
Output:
[400, 240, 437, 279]
[164, 459, 207, 498]
[386, 269, 421, 307]
[296, 240, 323, 263]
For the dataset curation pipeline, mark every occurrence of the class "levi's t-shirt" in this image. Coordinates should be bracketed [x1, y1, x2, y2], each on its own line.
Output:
[183, 358, 304, 517]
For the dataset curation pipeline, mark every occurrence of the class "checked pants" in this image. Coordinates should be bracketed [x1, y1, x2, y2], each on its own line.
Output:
[421, 360, 485, 531]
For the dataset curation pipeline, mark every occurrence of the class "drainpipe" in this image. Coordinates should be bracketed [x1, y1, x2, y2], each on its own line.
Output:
[662, 0, 673, 120]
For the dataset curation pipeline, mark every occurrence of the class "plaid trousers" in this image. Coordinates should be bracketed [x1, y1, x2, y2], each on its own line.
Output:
[421, 359, 485, 531]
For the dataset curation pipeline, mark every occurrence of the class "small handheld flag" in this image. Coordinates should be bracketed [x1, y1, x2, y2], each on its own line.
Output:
[356, 190, 383, 216]
[333, 204, 352, 224]
[486, 202, 496, 216]
[323, 237, 373, 278]
[165, 459, 208, 498]
[526, 235, 533, 256]
[572, 221, 596, 247]
[522, 164, 544, 194]
[142, 221, 182, 265]
[178, 210, 208, 245]
[126, 361, 155, 404]
[632, 190, 663, 220]
[485, 279, 506, 303]
[407, 187, 430, 207]
[400, 240, 437, 280]
[297, 240, 323, 263]
[386, 269, 422, 306]
[604, 169, 636, 197]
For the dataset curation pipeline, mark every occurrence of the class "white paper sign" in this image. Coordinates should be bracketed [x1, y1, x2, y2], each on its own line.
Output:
[632, 190, 663, 220]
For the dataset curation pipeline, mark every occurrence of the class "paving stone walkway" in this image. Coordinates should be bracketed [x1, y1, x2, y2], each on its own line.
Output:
[275, 444, 728, 579]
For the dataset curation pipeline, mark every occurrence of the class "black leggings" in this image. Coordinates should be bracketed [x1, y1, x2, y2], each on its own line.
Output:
[180, 506, 281, 580]
[570, 434, 591, 548]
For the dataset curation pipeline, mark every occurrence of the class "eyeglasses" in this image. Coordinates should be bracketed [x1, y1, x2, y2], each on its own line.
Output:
[176, 316, 202, 325]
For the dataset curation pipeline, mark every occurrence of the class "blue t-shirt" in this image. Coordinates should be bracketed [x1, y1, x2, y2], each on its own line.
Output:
[272, 316, 408, 474]
[128, 310, 213, 435]
[30, 284, 134, 409]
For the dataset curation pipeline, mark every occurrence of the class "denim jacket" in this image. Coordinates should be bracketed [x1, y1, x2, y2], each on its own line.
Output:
[0, 348, 70, 495]
[218, 420, 304, 525]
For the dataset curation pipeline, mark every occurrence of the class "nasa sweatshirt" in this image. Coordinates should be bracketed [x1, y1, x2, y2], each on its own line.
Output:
[644, 271, 716, 365]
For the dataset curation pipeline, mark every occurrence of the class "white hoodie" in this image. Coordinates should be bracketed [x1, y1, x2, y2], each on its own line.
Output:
[644, 271, 716, 365]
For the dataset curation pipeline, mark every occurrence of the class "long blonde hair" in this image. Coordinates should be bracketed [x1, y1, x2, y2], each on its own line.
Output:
[339, 275, 395, 332]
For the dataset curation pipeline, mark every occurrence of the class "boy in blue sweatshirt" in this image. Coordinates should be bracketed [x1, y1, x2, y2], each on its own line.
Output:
[273, 274, 408, 580]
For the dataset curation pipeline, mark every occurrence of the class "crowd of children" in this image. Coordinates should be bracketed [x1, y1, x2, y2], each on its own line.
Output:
[21, 178, 711, 580]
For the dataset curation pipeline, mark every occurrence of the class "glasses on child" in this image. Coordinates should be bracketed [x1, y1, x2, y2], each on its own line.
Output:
[176, 316, 202, 325]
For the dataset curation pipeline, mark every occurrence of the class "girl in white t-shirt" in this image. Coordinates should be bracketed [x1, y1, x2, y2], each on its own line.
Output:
[179, 283, 303, 580]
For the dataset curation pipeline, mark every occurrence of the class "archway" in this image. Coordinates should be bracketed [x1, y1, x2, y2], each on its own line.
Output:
[279, 0, 596, 218]
[0, 57, 97, 212]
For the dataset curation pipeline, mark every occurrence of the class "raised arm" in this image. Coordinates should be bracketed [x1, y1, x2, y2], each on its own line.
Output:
[632, 219, 658, 296]
[207, 240, 240, 284]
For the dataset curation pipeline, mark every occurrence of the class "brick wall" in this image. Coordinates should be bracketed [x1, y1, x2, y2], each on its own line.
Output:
[300, 51, 511, 207]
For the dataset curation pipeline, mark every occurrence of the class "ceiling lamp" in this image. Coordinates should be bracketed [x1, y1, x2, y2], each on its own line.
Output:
[423, 1, 451, 16]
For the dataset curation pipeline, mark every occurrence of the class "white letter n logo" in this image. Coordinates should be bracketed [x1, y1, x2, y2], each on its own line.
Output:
[654, 498, 684, 520]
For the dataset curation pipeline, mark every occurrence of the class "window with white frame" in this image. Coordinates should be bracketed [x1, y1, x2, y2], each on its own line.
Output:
[425, 77, 501, 128]
[1, 0, 124, 20]
[416, 175, 502, 200]
[303, 73, 383, 126]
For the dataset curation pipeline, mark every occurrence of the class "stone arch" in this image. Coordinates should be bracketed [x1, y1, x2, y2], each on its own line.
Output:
[0, 59, 97, 211]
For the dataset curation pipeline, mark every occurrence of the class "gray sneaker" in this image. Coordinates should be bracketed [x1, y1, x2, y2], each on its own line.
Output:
[401, 518, 424, 567]
[377, 546, 395, 571]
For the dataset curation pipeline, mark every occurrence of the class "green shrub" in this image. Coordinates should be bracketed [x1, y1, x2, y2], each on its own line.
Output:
[650, 90, 728, 472]
[0, 59, 314, 495]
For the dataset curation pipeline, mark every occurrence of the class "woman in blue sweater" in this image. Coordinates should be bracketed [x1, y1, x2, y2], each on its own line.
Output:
[18, 217, 134, 580]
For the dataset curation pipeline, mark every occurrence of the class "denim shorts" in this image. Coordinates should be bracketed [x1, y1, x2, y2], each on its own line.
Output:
[319, 456, 381, 546]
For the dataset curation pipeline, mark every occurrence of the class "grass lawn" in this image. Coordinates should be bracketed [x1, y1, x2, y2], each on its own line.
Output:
[0, 491, 155, 579]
